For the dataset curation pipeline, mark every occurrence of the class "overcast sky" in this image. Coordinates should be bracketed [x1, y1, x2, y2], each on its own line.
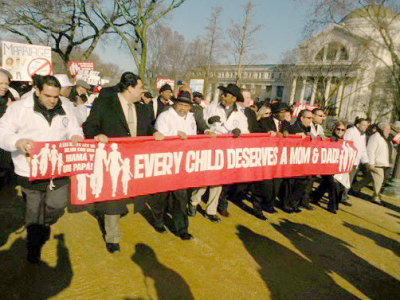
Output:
[97, 0, 311, 72]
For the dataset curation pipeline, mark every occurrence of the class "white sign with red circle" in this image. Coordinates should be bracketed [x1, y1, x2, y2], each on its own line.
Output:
[27, 57, 53, 77]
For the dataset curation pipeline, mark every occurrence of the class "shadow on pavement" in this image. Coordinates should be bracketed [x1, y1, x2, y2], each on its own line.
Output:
[132, 243, 194, 300]
[387, 212, 400, 219]
[0, 234, 73, 299]
[0, 184, 25, 247]
[343, 222, 400, 257]
[236, 225, 355, 299]
[381, 200, 400, 214]
[272, 220, 400, 299]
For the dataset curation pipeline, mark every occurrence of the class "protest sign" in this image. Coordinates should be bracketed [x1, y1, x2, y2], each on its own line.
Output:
[68, 62, 95, 77]
[2, 41, 52, 81]
[29, 135, 357, 205]
[189, 79, 205, 93]
[292, 103, 320, 117]
[76, 70, 101, 86]
[156, 78, 175, 90]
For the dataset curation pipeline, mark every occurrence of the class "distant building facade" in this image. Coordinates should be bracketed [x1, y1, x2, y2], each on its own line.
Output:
[191, 65, 289, 103]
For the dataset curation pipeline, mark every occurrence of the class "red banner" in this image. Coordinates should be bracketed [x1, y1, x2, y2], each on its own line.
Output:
[68, 61, 95, 77]
[29, 135, 357, 205]
[292, 103, 320, 117]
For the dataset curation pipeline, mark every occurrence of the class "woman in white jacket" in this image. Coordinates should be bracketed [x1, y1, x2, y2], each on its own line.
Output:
[367, 123, 392, 204]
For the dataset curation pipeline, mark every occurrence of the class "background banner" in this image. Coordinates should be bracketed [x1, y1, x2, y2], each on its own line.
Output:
[29, 134, 357, 205]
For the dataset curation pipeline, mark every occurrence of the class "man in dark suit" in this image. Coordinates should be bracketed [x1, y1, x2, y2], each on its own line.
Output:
[83, 72, 161, 253]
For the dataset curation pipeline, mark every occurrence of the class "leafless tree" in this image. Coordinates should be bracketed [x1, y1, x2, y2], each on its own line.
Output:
[0, 0, 120, 72]
[203, 6, 224, 96]
[93, 0, 186, 79]
[146, 24, 208, 88]
[227, 1, 266, 84]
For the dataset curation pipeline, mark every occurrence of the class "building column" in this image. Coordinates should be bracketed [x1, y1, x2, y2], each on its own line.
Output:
[271, 85, 277, 99]
[205, 84, 212, 102]
[336, 80, 345, 116]
[324, 77, 332, 102]
[299, 77, 307, 104]
[310, 78, 318, 105]
[213, 83, 220, 103]
[289, 76, 297, 104]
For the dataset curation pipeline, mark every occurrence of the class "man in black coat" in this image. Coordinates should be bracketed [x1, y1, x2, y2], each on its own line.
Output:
[83, 72, 160, 253]
[280, 109, 314, 213]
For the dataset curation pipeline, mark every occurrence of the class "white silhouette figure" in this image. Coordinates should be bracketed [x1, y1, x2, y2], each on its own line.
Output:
[107, 143, 124, 197]
[57, 153, 64, 174]
[38, 143, 51, 176]
[31, 155, 39, 177]
[92, 143, 108, 198]
[89, 173, 96, 196]
[120, 158, 133, 195]
[50, 145, 59, 175]
[76, 174, 90, 201]
[339, 142, 349, 172]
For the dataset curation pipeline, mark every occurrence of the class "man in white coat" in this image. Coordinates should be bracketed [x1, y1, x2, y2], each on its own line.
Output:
[367, 123, 391, 204]
[153, 91, 196, 240]
[0, 75, 83, 263]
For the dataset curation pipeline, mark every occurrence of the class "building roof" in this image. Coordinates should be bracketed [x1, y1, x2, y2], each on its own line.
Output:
[340, 5, 397, 24]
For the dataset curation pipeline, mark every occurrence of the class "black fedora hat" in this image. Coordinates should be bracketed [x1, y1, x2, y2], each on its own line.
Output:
[272, 103, 291, 114]
[218, 84, 244, 102]
[173, 91, 192, 104]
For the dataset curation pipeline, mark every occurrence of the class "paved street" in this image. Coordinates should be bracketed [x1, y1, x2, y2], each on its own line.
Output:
[0, 183, 399, 299]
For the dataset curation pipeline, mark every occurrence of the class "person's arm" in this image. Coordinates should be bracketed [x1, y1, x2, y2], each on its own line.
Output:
[154, 111, 173, 136]
[0, 103, 24, 152]
[82, 96, 103, 139]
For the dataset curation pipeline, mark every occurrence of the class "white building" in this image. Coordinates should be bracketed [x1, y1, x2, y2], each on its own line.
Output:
[290, 5, 400, 122]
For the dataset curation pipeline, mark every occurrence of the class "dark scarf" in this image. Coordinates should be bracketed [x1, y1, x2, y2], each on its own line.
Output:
[33, 94, 65, 125]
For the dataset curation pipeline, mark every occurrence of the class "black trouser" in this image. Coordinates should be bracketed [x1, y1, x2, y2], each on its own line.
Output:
[280, 176, 312, 209]
[313, 175, 344, 210]
[252, 179, 281, 211]
[151, 190, 189, 235]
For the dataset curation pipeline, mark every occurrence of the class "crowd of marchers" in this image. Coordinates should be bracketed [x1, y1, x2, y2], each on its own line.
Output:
[0, 68, 398, 263]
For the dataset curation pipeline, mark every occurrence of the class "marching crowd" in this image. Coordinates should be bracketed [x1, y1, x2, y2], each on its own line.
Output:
[0, 68, 398, 263]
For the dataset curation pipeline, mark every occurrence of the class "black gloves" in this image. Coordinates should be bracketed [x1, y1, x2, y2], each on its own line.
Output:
[232, 128, 241, 138]
[208, 116, 221, 125]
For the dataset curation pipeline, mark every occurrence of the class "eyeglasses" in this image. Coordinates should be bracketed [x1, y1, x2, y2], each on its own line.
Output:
[265, 112, 272, 116]
[316, 114, 326, 118]
[335, 128, 345, 131]
[303, 116, 313, 119]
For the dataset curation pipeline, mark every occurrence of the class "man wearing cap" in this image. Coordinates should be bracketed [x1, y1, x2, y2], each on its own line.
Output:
[154, 83, 174, 118]
[153, 91, 196, 240]
[204, 83, 250, 217]
[83, 72, 158, 253]
[54, 74, 87, 125]
[190, 92, 210, 134]
[0, 75, 84, 263]
[69, 79, 91, 105]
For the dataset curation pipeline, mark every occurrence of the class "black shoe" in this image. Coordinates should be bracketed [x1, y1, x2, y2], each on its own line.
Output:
[154, 225, 167, 233]
[265, 207, 278, 214]
[311, 200, 320, 206]
[254, 210, 267, 220]
[106, 243, 120, 253]
[341, 201, 352, 207]
[187, 204, 197, 217]
[27, 243, 41, 264]
[205, 214, 221, 223]
[301, 205, 315, 211]
[282, 208, 293, 214]
[328, 207, 337, 214]
[293, 208, 302, 213]
[179, 232, 193, 240]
